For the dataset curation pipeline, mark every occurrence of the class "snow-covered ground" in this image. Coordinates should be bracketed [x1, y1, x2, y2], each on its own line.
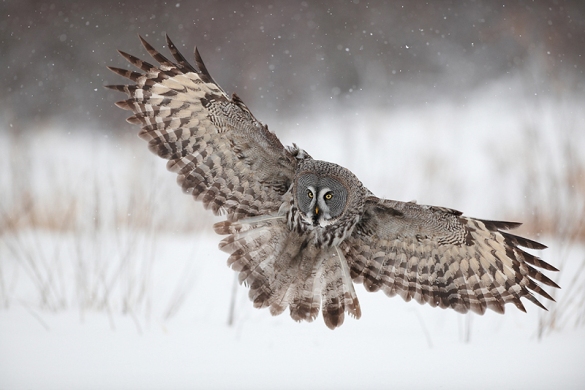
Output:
[1, 232, 584, 390]
[1, 82, 584, 389]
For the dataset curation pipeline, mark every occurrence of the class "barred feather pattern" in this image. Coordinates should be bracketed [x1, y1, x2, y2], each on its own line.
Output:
[108, 35, 559, 329]
[106, 35, 298, 221]
[343, 198, 559, 314]
[215, 213, 361, 329]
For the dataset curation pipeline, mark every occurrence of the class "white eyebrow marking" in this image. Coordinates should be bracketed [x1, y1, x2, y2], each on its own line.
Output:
[318, 187, 331, 199]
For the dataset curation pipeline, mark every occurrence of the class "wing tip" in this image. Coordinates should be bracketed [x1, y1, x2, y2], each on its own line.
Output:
[514, 299, 527, 313]
[114, 100, 129, 109]
[104, 84, 121, 91]
[479, 219, 523, 231]
[501, 231, 548, 250]
[164, 33, 174, 48]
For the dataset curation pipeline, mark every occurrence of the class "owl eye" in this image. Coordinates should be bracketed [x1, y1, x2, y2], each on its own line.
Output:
[324, 192, 333, 200]
[307, 190, 313, 199]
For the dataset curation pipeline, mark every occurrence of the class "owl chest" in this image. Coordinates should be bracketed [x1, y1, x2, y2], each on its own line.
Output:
[286, 206, 357, 248]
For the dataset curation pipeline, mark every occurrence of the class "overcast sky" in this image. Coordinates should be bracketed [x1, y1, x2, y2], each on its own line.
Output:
[2, 0, 584, 130]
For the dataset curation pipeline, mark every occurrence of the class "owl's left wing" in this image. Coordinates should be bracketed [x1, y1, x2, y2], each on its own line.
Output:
[106, 35, 303, 221]
[342, 197, 559, 314]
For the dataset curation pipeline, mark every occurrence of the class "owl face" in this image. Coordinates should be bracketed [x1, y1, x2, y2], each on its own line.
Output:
[295, 172, 348, 227]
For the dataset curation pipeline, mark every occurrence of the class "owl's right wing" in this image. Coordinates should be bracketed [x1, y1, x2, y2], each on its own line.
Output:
[107, 35, 304, 221]
[342, 197, 559, 314]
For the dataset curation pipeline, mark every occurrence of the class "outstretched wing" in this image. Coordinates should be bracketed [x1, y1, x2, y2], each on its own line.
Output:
[342, 197, 559, 314]
[106, 35, 300, 221]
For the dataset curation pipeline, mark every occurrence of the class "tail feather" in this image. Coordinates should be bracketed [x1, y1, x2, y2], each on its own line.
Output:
[215, 216, 361, 329]
[289, 250, 326, 323]
[321, 248, 362, 329]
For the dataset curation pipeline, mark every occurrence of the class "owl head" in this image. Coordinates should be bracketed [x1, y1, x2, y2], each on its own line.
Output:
[294, 160, 365, 228]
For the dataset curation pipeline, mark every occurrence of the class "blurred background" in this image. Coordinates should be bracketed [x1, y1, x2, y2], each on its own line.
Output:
[1, 0, 585, 338]
[3, 0, 585, 127]
[2, 1, 585, 388]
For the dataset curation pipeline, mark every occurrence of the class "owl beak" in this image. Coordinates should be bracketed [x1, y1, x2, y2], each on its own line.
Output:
[311, 206, 320, 226]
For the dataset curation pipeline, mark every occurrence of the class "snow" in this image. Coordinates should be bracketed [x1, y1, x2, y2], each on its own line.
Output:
[1, 78, 584, 389]
[2, 307, 584, 390]
[1, 231, 584, 389]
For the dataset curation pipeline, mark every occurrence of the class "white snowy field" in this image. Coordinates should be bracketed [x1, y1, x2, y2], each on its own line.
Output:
[1, 81, 585, 389]
[1, 233, 584, 390]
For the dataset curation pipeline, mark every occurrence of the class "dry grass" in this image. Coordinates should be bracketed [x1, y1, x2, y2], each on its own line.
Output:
[0, 128, 212, 330]
[1, 103, 584, 335]
[506, 100, 585, 337]
[0, 129, 213, 234]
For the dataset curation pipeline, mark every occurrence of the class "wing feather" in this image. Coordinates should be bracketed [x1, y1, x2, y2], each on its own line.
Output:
[106, 35, 301, 221]
[343, 197, 559, 314]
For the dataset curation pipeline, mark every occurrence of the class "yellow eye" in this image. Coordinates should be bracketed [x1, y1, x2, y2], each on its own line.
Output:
[307, 190, 313, 199]
[325, 192, 333, 200]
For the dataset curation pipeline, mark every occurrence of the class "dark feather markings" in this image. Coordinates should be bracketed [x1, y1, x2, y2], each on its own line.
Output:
[107, 35, 560, 329]
[138, 36, 177, 70]
[161, 35, 198, 73]
[501, 231, 548, 250]
[194, 46, 222, 87]
[344, 197, 559, 316]
[106, 66, 142, 82]
[117, 50, 157, 73]
[107, 35, 301, 223]
[104, 84, 138, 94]
[479, 219, 523, 231]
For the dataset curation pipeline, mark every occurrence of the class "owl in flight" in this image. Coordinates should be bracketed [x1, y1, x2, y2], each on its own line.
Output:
[107, 35, 559, 329]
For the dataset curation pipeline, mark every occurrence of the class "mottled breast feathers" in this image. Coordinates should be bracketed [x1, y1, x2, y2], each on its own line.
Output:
[108, 35, 559, 330]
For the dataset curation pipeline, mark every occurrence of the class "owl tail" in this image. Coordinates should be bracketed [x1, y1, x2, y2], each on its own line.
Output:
[215, 215, 361, 329]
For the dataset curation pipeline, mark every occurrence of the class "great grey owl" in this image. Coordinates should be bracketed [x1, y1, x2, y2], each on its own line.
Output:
[107, 35, 559, 329]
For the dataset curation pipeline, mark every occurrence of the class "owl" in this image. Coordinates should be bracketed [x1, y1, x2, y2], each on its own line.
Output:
[107, 35, 559, 329]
